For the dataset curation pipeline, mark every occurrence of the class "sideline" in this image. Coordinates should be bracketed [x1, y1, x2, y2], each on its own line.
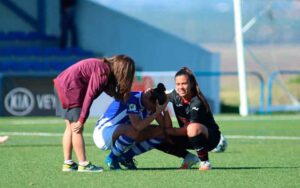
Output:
[1, 132, 300, 140]
[1, 115, 300, 126]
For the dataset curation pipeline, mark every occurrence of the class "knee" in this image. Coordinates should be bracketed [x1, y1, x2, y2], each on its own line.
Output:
[126, 127, 139, 139]
[113, 125, 139, 141]
[187, 123, 207, 137]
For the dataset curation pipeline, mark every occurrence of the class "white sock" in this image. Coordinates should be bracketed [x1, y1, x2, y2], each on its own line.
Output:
[64, 160, 74, 165]
[79, 161, 89, 166]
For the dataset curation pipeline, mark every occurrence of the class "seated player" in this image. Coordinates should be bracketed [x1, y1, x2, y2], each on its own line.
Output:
[93, 83, 169, 170]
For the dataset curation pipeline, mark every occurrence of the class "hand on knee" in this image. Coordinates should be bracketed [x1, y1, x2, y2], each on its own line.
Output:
[72, 121, 84, 133]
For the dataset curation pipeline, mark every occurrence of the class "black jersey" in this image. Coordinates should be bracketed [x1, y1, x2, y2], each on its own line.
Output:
[169, 89, 219, 130]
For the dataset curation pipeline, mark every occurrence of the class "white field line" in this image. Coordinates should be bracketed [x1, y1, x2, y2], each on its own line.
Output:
[1, 132, 300, 140]
[215, 116, 300, 121]
[226, 135, 300, 140]
[2, 119, 63, 125]
[0, 132, 64, 137]
[2, 115, 299, 126]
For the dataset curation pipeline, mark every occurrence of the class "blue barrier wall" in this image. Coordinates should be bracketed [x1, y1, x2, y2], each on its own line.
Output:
[0, 0, 221, 114]
[76, 0, 220, 112]
[0, 0, 59, 35]
[77, 1, 219, 72]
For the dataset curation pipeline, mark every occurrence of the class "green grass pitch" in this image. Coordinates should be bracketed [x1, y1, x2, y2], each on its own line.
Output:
[0, 115, 300, 188]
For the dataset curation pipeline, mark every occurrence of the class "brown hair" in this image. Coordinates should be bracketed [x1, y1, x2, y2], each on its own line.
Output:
[104, 55, 135, 101]
[175, 67, 211, 112]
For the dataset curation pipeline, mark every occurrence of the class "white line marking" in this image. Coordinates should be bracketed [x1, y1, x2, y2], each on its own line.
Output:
[1, 132, 300, 140]
[227, 135, 300, 140]
[0, 132, 63, 137]
[2, 119, 62, 125]
[1, 115, 299, 126]
[0, 132, 90, 137]
[215, 116, 300, 121]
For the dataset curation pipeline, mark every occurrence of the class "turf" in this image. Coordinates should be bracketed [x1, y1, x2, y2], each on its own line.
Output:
[0, 115, 299, 188]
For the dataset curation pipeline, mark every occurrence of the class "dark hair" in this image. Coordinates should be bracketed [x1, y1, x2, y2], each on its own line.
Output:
[149, 83, 167, 105]
[104, 55, 135, 101]
[175, 67, 211, 112]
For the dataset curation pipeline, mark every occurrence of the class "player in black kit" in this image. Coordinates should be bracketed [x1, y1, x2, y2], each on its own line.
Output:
[156, 67, 226, 170]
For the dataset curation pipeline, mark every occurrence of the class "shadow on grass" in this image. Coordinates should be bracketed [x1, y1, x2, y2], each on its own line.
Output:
[213, 166, 300, 170]
[136, 166, 300, 171]
[137, 167, 181, 170]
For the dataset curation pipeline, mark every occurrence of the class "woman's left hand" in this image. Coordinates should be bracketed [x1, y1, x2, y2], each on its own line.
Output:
[73, 121, 83, 133]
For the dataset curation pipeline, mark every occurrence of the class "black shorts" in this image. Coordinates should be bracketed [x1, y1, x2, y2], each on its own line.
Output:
[54, 86, 81, 123]
[207, 127, 221, 150]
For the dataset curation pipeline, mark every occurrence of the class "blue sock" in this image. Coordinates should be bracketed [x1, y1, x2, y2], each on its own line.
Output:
[123, 138, 162, 159]
[110, 135, 135, 160]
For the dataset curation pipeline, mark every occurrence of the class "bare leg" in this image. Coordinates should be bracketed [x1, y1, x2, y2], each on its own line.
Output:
[112, 124, 138, 143]
[186, 123, 208, 138]
[63, 120, 73, 161]
[71, 122, 87, 163]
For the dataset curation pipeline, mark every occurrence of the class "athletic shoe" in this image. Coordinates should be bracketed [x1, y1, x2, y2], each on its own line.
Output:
[211, 134, 228, 153]
[179, 153, 199, 169]
[78, 162, 103, 172]
[0, 136, 9, 144]
[62, 162, 78, 172]
[105, 155, 121, 170]
[119, 156, 137, 170]
[199, 161, 212, 171]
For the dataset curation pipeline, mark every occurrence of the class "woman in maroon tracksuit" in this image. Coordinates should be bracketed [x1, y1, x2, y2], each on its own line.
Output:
[54, 55, 135, 172]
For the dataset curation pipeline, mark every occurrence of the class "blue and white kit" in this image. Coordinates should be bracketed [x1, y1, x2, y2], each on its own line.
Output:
[93, 91, 150, 150]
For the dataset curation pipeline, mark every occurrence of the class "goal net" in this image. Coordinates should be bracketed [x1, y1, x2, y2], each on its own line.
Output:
[239, 0, 300, 113]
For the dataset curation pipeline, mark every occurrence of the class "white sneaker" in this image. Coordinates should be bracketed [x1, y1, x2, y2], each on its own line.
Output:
[179, 153, 199, 169]
[199, 161, 212, 171]
[0, 136, 9, 144]
[211, 134, 228, 153]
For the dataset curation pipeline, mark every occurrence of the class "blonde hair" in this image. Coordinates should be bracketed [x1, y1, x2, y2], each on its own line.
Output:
[175, 67, 211, 112]
[104, 55, 135, 101]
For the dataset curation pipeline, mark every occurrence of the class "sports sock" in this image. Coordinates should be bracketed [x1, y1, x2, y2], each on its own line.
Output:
[64, 160, 74, 165]
[110, 135, 135, 160]
[155, 141, 189, 158]
[123, 138, 162, 159]
[79, 161, 89, 166]
[189, 134, 209, 161]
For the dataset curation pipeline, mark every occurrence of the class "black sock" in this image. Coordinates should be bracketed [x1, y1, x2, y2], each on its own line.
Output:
[189, 134, 209, 161]
[155, 141, 189, 158]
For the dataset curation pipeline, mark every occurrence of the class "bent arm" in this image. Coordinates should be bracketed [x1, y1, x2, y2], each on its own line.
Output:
[166, 126, 187, 136]
[129, 100, 167, 132]
[129, 112, 160, 132]
[79, 72, 108, 124]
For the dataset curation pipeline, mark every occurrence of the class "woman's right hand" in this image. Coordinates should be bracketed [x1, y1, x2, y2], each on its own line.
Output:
[155, 100, 168, 115]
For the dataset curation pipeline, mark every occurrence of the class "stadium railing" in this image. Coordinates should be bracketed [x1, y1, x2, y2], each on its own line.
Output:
[194, 71, 265, 114]
[265, 70, 300, 113]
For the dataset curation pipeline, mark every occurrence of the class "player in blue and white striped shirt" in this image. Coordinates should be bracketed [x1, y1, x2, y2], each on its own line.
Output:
[93, 83, 168, 170]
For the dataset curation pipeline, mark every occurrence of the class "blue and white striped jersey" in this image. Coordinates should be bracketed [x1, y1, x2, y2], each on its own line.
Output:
[95, 91, 149, 128]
